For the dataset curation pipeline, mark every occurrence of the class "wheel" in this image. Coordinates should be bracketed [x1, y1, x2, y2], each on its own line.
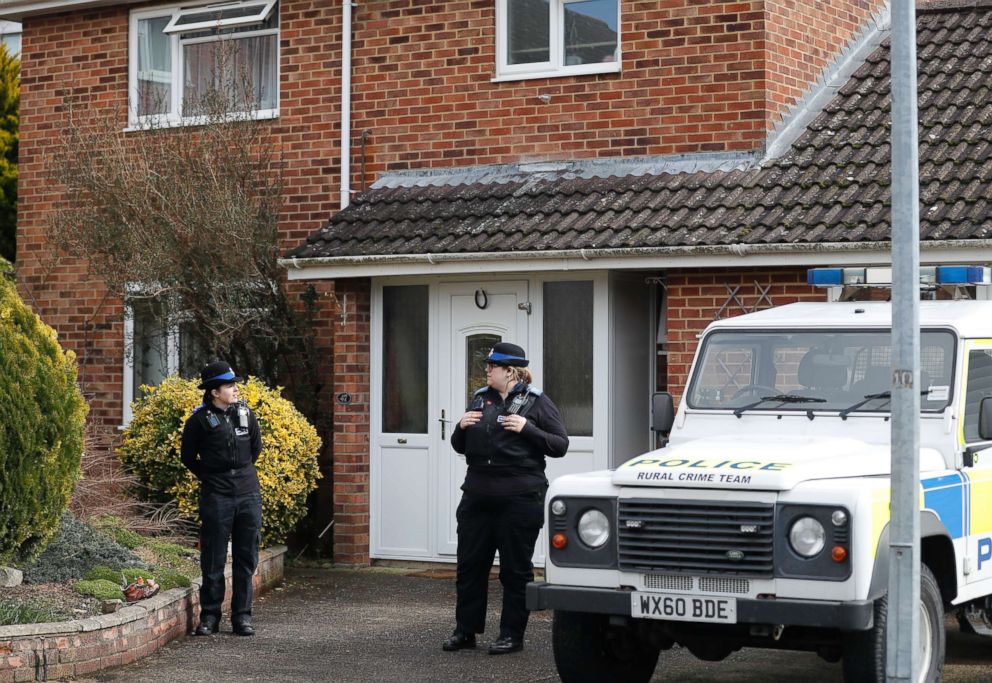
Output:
[731, 384, 778, 399]
[841, 564, 945, 683]
[552, 611, 660, 683]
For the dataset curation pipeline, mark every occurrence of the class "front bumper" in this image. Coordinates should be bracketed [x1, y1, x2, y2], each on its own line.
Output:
[526, 582, 874, 631]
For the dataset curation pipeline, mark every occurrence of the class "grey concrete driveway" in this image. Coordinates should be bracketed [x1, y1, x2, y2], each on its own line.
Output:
[80, 566, 992, 682]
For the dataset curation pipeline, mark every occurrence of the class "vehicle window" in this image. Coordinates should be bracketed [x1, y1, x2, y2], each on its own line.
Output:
[686, 329, 955, 413]
[962, 349, 992, 442]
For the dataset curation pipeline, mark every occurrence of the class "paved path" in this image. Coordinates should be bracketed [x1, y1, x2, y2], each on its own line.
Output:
[80, 566, 992, 682]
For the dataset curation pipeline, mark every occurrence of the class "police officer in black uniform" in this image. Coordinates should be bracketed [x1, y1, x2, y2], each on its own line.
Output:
[181, 361, 263, 637]
[442, 342, 569, 655]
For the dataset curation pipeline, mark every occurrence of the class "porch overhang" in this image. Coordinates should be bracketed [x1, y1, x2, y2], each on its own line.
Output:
[280, 239, 992, 280]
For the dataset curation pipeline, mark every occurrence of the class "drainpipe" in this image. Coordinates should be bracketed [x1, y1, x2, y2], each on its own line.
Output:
[340, 0, 353, 209]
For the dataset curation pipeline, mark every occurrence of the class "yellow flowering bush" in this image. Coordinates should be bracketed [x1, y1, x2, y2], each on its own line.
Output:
[119, 376, 322, 545]
[0, 276, 87, 563]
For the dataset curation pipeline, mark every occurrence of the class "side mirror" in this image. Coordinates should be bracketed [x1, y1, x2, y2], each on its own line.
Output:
[652, 392, 675, 433]
[980, 397, 992, 441]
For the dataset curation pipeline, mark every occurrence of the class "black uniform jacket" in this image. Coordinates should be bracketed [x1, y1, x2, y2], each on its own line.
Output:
[180, 401, 262, 496]
[451, 383, 568, 495]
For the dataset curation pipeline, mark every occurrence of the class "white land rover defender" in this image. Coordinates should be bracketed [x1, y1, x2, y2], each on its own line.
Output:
[527, 267, 992, 683]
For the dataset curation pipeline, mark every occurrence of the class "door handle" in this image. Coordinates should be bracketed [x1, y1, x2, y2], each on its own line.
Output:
[439, 409, 453, 440]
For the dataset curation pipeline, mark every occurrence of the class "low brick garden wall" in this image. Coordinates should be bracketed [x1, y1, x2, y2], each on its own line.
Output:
[0, 545, 286, 683]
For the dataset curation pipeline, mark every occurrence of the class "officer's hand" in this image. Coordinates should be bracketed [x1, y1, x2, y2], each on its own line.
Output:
[460, 411, 482, 429]
[503, 415, 527, 433]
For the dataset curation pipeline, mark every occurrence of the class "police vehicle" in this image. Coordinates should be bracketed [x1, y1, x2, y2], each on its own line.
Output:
[527, 266, 992, 683]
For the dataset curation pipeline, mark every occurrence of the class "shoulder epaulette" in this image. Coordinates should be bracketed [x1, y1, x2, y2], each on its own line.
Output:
[192, 404, 205, 413]
[473, 386, 489, 396]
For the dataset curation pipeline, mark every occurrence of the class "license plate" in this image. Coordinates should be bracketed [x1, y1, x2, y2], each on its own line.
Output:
[631, 592, 737, 624]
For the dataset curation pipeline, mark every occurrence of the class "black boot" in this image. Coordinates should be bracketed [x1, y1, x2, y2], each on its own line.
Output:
[442, 631, 476, 651]
[488, 636, 523, 655]
[232, 616, 255, 636]
[194, 614, 219, 636]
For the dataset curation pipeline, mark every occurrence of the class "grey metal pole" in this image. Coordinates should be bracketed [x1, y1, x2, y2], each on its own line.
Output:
[887, 1, 921, 681]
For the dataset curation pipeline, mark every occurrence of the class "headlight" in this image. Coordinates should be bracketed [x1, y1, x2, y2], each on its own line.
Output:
[550, 499, 567, 516]
[577, 509, 610, 548]
[789, 516, 826, 557]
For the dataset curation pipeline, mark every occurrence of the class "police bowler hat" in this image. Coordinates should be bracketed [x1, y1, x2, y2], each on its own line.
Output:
[198, 360, 243, 390]
[486, 342, 529, 368]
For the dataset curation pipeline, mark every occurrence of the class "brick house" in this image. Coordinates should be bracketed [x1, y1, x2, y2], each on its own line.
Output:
[5, 0, 991, 565]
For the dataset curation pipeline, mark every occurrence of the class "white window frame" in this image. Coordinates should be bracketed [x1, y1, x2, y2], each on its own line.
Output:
[128, 0, 280, 129]
[163, 0, 276, 34]
[494, 0, 620, 82]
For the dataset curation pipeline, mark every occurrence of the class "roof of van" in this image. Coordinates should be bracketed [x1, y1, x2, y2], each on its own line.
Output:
[707, 300, 992, 337]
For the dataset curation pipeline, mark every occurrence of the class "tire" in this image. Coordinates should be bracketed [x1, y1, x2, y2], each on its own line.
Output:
[552, 611, 660, 683]
[841, 564, 945, 683]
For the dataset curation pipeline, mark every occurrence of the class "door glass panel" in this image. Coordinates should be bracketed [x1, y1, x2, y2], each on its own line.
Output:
[543, 281, 593, 436]
[382, 285, 428, 433]
[466, 334, 501, 407]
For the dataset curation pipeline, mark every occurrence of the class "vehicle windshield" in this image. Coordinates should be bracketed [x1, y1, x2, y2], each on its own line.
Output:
[686, 328, 956, 413]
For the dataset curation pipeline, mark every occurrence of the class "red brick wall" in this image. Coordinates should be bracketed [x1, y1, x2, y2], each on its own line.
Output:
[764, 0, 880, 125]
[351, 0, 885, 175]
[330, 278, 371, 565]
[666, 268, 827, 403]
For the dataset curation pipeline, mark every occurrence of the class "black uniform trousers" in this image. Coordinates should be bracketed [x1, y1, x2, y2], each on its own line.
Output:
[199, 489, 263, 622]
[454, 489, 545, 640]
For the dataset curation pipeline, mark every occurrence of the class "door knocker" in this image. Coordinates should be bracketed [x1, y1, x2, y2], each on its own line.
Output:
[475, 289, 489, 310]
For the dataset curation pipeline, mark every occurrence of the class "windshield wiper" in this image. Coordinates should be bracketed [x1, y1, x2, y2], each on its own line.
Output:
[838, 389, 932, 420]
[733, 394, 827, 418]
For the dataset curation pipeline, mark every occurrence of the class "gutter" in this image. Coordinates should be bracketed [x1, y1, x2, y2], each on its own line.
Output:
[340, 0, 353, 210]
[279, 239, 992, 280]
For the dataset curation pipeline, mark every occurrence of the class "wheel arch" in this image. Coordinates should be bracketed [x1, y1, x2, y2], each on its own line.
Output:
[867, 512, 957, 604]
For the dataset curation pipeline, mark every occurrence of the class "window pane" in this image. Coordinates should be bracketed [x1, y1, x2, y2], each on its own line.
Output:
[543, 281, 593, 436]
[137, 16, 172, 116]
[564, 0, 617, 66]
[466, 333, 501, 407]
[130, 299, 170, 396]
[382, 286, 428, 433]
[183, 33, 278, 114]
[964, 350, 992, 441]
[178, 321, 210, 380]
[507, 0, 549, 65]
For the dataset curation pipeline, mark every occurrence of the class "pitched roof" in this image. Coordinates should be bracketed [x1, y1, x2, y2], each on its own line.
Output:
[287, 2, 992, 261]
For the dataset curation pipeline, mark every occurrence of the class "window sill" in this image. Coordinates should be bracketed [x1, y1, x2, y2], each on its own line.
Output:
[125, 108, 279, 132]
[491, 61, 620, 83]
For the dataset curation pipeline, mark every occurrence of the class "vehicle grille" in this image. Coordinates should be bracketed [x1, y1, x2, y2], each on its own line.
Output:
[618, 499, 775, 577]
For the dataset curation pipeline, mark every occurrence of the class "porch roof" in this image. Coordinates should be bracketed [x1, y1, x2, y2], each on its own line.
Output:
[284, 2, 992, 272]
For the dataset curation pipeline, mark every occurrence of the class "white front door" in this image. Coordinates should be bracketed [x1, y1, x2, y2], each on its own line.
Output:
[437, 281, 529, 556]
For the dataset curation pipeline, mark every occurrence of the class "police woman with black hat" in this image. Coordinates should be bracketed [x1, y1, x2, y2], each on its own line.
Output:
[181, 361, 262, 637]
[443, 342, 569, 655]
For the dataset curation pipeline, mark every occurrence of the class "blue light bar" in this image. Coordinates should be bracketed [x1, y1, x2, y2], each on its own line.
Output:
[936, 266, 992, 285]
[807, 268, 843, 286]
[807, 268, 867, 286]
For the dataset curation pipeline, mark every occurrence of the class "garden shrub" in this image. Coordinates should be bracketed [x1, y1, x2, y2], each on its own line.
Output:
[154, 568, 191, 591]
[0, 277, 88, 563]
[21, 512, 145, 583]
[119, 375, 322, 545]
[74, 579, 123, 601]
[84, 566, 124, 584]
[89, 515, 144, 550]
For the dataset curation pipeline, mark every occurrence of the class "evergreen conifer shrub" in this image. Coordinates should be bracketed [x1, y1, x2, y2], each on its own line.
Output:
[0, 277, 87, 563]
[119, 376, 321, 545]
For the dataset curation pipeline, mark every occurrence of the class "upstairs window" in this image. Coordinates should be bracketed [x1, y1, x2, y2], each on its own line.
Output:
[495, 0, 619, 81]
[129, 0, 279, 126]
